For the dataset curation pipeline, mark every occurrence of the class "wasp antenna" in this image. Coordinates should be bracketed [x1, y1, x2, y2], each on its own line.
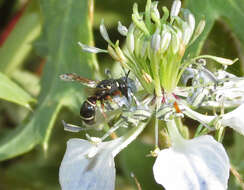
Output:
[126, 70, 131, 82]
[126, 70, 131, 77]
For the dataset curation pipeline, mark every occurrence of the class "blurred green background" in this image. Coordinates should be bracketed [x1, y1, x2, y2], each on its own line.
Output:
[0, 0, 243, 189]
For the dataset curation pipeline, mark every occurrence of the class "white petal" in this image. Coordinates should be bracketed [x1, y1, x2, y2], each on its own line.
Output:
[180, 104, 214, 128]
[202, 76, 244, 108]
[78, 42, 108, 54]
[195, 55, 238, 66]
[59, 138, 116, 190]
[181, 102, 244, 135]
[221, 104, 244, 135]
[153, 135, 230, 190]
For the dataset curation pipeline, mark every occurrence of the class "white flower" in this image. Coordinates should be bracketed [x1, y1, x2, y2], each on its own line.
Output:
[181, 103, 244, 136]
[220, 104, 244, 135]
[59, 138, 119, 190]
[59, 121, 149, 190]
[153, 120, 230, 190]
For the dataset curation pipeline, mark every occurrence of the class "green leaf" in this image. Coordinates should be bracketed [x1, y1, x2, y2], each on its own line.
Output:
[185, 0, 244, 60]
[0, 101, 61, 160]
[0, 72, 35, 109]
[0, 0, 97, 161]
[0, 1, 41, 74]
[11, 69, 40, 96]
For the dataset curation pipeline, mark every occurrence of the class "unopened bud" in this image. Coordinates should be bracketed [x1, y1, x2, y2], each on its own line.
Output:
[118, 21, 128, 36]
[171, 0, 181, 17]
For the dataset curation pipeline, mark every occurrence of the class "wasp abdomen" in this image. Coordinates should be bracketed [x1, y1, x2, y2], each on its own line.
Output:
[80, 96, 97, 125]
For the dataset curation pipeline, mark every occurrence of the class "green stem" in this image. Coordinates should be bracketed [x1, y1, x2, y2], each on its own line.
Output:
[112, 121, 149, 157]
[151, 53, 162, 96]
[166, 119, 185, 147]
[154, 97, 161, 148]
[215, 127, 225, 142]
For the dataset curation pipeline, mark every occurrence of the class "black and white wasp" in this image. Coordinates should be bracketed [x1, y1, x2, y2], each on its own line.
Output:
[59, 72, 139, 131]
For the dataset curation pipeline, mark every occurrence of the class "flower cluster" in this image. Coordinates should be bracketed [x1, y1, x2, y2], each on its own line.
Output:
[59, 0, 244, 190]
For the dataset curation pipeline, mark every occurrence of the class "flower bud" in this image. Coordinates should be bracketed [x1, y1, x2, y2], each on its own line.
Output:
[151, 2, 160, 24]
[126, 24, 135, 53]
[194, 19, 205, 39]
[151, 29, 161, 52]
[118, 21, 128, 36]
[171, 31, 180, 54]
[170, 0, 181, 17]
[78, 42, 108, 53]
[100, 19, 112, 44]
[160, 31, 171, 53]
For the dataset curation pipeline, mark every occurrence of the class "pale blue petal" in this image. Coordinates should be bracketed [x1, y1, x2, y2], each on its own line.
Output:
[78, 42, 108, 54]
[59, 138, 115, 190]
[221, 104, 244, 135]
[153, 135, 230, 190]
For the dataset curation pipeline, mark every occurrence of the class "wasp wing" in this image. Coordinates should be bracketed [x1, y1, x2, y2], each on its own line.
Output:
[59, 73, 98, 88]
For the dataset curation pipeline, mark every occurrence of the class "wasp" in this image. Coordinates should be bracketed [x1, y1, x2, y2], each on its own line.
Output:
[60, 72, 137, 130]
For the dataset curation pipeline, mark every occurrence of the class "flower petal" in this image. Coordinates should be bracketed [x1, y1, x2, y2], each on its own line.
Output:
[153, 135, 230, 190]
[59, 138, 115, 190]
[221, 104, 244, 135]
[78, 42, 108, 54]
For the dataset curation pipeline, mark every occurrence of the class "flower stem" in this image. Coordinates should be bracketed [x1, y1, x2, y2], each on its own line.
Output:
[112, 120, 150, 157]
[166, 119, 185, 146]
[154, 97, 162, 148]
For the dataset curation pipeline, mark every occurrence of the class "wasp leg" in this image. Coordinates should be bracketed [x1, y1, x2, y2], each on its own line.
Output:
[100, 101, 108, 119]
[101, 106, 152, 141]
[62, 120, 87, 132]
